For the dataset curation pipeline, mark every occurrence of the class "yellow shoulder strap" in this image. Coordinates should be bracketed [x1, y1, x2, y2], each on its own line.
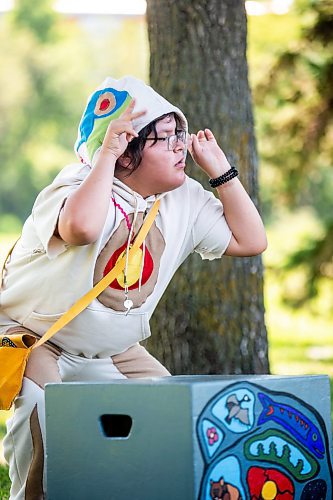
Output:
[31, 198, 160, 349]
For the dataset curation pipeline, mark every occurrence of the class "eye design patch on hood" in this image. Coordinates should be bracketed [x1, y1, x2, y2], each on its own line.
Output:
[75, 87, 132, 166]
[74, 75, 188, 166]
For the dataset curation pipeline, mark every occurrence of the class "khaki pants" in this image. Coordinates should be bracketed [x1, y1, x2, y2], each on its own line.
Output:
[3, 327, 170, 500]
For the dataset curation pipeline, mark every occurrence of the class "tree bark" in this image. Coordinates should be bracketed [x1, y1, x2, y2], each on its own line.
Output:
[146, 0, 269, 374]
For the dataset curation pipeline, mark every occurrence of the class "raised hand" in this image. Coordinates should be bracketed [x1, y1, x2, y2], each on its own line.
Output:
[100, 99, 146, 160]
[189, 128, 230, 179]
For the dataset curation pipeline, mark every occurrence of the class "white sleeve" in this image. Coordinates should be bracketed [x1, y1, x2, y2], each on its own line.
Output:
[192, 187, 232, 261]
[31, 164, 89, 259]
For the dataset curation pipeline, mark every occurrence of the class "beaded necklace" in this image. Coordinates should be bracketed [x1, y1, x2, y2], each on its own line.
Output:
[111, 197, 131, 231]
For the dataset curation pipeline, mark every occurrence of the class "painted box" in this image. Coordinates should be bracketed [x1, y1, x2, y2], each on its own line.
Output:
[45, 375, 333, 499]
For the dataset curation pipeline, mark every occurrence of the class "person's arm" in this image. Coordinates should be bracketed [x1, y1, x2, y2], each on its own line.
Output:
[189, 129, 267, 257]
[57, 100, 146, 246]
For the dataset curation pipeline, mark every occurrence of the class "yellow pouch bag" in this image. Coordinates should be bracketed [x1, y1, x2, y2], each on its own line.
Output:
[0, 333, 37, 410]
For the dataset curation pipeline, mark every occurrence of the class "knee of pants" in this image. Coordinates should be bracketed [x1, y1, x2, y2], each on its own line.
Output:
[4, 377, 46, 451]
[3, 378, 46, 498]
[13, 377, 45, 414]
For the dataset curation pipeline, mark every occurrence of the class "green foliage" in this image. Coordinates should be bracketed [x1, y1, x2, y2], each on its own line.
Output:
[247, 12, 301, 87]
[0, 9, 92, 222]
[0, 214, 22, 234]
[252, 0, 333, 303]
[254, 1, 332, 211]
[0, 411, 12, 497]
[281, 220, 333, 304]
[10, 0, 59, 43]
[0, 423, 6, 442]
[0, 8, 148, 228]
[0, 464, 10, 499]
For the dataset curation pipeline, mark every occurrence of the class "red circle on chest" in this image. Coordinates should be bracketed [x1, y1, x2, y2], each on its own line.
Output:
[103, 241, 154, 290]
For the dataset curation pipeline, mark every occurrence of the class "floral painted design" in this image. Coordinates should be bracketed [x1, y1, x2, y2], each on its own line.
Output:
[207, 427, 219, 446]
[247, 466, 294, 499]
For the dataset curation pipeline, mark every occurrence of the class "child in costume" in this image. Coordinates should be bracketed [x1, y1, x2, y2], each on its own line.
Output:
[0, 76, 266, 499]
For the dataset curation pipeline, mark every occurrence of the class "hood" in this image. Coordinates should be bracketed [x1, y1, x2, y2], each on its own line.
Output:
[75, 75, 188, 166]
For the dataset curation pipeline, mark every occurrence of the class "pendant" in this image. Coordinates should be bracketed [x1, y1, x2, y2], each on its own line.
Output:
[124, 298, 133, 315]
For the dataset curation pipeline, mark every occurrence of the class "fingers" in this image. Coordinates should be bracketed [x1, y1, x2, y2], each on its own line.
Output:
[107, 98, 146, 141]
[197, 130, 206, 141]
[195, 128, 216, 141]
[188, 134, 200, 160]
[190, 133, 200, 149]
[100, 99, 147, 157]
[122, 98, 147, 121]
[187, 134, 193, 155]
[204, 128, 215, 140]
[123, 108, 147, 122]
[106, 119, 137, 137]
[189, 129, 218, 161]
[115, 124, 138, 137]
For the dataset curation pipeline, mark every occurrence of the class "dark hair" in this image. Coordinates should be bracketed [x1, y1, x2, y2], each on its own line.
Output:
[117, 112, 182, 175]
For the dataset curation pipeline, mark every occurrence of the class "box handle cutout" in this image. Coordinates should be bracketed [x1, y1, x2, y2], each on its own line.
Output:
[99, 414, 132, 438]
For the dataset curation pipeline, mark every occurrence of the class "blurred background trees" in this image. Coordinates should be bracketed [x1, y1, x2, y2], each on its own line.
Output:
[0, 0, 89, 229]
[0, 0, 147, 230]
[0, 0, 332, 366]
[254, 0, 333, 307]
[1, 0, 332, 493]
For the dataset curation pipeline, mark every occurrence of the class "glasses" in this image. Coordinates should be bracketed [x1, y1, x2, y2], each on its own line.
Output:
[145, 130, 188, 151]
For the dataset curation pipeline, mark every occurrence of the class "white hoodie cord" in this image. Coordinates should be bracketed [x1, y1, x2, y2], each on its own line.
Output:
[123, 196, 139, 315]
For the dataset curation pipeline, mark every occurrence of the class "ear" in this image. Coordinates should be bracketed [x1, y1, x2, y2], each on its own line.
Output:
[116, 153, 133, 170]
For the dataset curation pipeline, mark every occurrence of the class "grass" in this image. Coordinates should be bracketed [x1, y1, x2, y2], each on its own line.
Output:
[0, 411, 10, 499]
[268, 299, 333, 376]
[266, 278, 333, 414]
[0, 466, 10, 500]
[265, 211, 333, 385]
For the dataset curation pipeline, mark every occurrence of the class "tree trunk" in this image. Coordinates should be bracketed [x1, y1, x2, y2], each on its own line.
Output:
[146, 0, 269, 374]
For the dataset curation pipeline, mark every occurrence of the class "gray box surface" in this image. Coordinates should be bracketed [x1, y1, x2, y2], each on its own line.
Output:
[45, 375, 333, 499]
